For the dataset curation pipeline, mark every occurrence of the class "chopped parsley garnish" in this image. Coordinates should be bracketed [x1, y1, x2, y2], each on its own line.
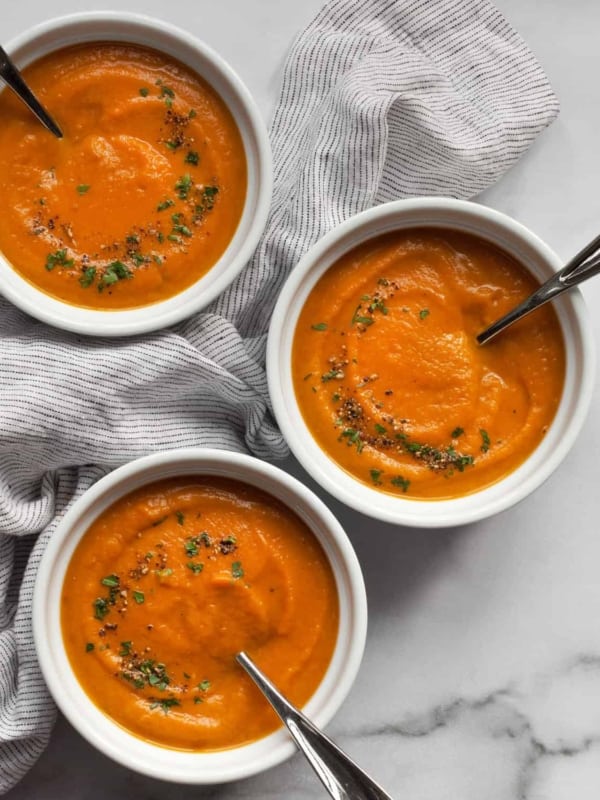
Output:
[167, 234, 181, 243]
[176, 511, 185, 525]
[231, 561, 244, 580]
[93, 597, 109, 621]
[321, 369, 343, 382]
[165, 140, 181, 151]
[76, 184, 91, 195]
[155, 568, 173, 578]
[157, 199, 175, 212]
[175, 174, 193, 199]
[189, 108, 197, 119]
[311, 322, 328, 331]
[101, 574, 120, 588]
[132, 590, 145, 604]
[45, 249, 73, 271]
[480, 429, 491, 453]
[451, 427, 464, 438]
[139, 87, 149, 97]
[98, 261, 132, 291]
[119, 641, 133, 657]
[184, 537, 199, 557]
[419, 308, 430, 320]
[85, 642, 95, 652]
[79, 266, 96, 288]
[391, 475, 410, 492]
[172, 223, 192, 238]
[332, 393, 341, 402]
[149, 697, 180, 713]
[185, 150, 200, 165]
[374, 423, 387, 435]
[369, 469, 383, 486]
[368, 297, 388, 315]
[193, 696, 203, 704]
[351, 311, 374, 327]
[341, 427, 364, 453]
[187, 562, 204, 574]
[198, 680, 211, 692]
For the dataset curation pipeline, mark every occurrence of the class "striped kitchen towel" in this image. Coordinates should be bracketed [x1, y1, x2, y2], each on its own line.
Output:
[0, 0, 558, 790]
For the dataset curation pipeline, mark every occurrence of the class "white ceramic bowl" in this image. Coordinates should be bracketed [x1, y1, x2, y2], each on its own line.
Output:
[267, 198, 595, 528]
[0, 12, 271, 336]
[33, 449, 366, 783]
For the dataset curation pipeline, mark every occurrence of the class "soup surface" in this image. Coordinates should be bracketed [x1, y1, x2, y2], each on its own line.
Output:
[61, 477, 339, 751]
[292, 229, 565, 500]
[0, 43, 246, 308]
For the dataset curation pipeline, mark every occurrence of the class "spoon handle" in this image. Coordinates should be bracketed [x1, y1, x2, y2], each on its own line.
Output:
[477, 231, 600, 345]
[0, 46, 63, 138]
[237, 652, 393, 800]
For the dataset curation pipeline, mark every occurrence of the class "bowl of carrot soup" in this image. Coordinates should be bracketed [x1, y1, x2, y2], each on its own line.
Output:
[33, 449, 366, 783]
[267, 198, 595, 527]
[0, 12, 271, 335]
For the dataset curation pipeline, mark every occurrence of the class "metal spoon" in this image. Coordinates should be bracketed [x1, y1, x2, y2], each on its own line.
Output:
[236, 651, 393, 800]
[477, 232, 600, 344]
[0, 45, 62, 138]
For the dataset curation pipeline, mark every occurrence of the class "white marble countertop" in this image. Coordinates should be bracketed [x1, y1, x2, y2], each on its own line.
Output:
[5, 0, 600, 798]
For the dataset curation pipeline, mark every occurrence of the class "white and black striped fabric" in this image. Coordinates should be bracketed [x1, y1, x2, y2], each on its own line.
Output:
[0, 0, 558, 790]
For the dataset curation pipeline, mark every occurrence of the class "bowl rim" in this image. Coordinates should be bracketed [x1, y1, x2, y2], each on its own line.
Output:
[266, 197, 596, 528]
[32, 447, 367, 783]
[0, 11, 272, 336]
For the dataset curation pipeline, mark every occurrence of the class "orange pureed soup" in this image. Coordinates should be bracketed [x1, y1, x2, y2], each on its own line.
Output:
[61, 477, 339, 751]
[292, 229, 566, 500]
[0, 43, 246, 308]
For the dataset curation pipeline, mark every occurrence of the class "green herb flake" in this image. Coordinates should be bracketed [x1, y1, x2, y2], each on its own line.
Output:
[321, 369, 342, 382]
[184, 537, 199, 557]
[185, 150, 200, 165]
[480, 429, 491, 453]
[93, 597, 109, 621]
[370, 469, 383, 486]
[149, 697, 180, 713]
[85, 642, 95, 652]
[176, 511, 185, 525]
[139, 87, 149, 97]
[311, 322, 328, 331]
[101, 574, 120, 588]
[79, 266, 96, 288]
[193, 696, 203, 704]
[231, 561, 244, 580]
[132, 590, 145, 605]
[391, 475, 410, 492]
[76, 184, 91, 195]
[98, 261, 133, 291]
[374, 424, 387, 435]
[167, 234, 181, 243]
[45, 249, 74, 271]
[157, 199, 175, 212]
[451, 427, 464, 438]
[198, 680, 211, 692]
[175, 174, 193, 199]
[172, 223, 192, 238]
[419, 308, 430, 320]
[119, 641, 133, 657]
[351, 313, 374, 327]
[187, 561, 204, 574]
[156, 568, 173, 578]
[332, 392, 341, 403]
[188, 108, 197, 119]
[341, 427, 364, 454]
